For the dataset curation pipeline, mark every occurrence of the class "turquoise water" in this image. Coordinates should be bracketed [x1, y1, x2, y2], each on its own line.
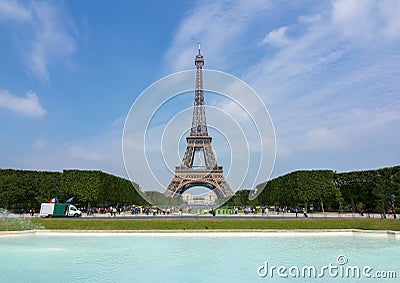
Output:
[0, 233, 398, 282]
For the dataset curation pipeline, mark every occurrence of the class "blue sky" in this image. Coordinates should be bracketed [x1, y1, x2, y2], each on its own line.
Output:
[1, 0, 399, 189]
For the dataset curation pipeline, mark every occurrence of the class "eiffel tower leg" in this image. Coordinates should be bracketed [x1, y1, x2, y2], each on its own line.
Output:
[164, 177, 181, 198]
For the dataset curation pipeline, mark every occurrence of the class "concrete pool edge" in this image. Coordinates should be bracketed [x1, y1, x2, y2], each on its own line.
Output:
[0, 229, 399, 237]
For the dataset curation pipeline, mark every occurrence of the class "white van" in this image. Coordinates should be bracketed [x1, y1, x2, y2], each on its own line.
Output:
[40, 203, 82, 217]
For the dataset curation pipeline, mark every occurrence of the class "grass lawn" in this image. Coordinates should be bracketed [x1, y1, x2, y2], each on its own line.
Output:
[22, 218, 400, 231]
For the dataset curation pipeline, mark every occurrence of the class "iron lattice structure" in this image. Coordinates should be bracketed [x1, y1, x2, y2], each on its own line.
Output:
[164, 46, 234, 202]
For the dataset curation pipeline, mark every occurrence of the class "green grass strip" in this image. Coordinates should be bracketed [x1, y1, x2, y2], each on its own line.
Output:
[27, 218, 400, 231]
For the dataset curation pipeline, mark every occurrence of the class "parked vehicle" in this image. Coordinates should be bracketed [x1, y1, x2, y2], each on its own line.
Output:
[39, 203, 82, 217]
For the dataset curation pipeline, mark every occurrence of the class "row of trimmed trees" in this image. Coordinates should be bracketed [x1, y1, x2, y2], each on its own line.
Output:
[226, 166, 400, 213]
[256, 170, 340, 212]
[0, 169, 146, 211]
[1, 166, 399, 213]
[334, 166, 400, 213]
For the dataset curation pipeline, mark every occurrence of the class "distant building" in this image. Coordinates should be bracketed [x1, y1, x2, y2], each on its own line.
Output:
[182, 191, 218, 205]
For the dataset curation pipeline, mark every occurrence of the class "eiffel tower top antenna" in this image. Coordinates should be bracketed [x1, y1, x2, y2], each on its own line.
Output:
[191, 43, 208, 136]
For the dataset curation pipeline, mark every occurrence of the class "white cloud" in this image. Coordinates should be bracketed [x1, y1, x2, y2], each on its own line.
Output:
[0, 0, 31, 21]
[32, 138, 48, 149]
[23, 117, 127, 176]
[261, 26, 289, 47]
[165, 0, 271, 72]
[298, 14, 321, 23]
[0, 88, 45, 117]
[168, 0, 400, 176]
[0, 0, 76, 81]
[331, 0, 400, 44]
[246, 1, 400, 145]
[301, 127, 345, 150]
[67, 145, 108, 162]
[381, 1, 400, 39]
[331, 0, 375, 40]
[13, 0, 400, 184]
[28, 1, 76, 81]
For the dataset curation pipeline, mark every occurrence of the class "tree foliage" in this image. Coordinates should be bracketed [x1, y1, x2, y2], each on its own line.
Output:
[335, 166, 400, 213]
[1, 166, 399, 212]
[0, 169, 146, 210]
[254, 170, 340, 211]
[255, 166, 399, 212]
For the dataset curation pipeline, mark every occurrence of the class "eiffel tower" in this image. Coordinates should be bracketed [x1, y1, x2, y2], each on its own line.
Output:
[164, 45, 234, 202]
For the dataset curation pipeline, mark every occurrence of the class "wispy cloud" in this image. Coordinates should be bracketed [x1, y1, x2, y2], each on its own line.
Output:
[330, 0, 400, 45]
[261, 26, 289, 48]
[167, 0, 400, 176]
[164, 0, 271, 72]
[0, 0, 76, 81]
[0, 88, 45, 117]
[0, 0, 31, 21]
[22, 117, 126, 175]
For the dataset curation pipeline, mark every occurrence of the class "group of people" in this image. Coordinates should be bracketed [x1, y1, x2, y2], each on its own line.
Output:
[86, 206, 122, 216]
[18, 208, 35, 216]
[243, 206, 309, 218]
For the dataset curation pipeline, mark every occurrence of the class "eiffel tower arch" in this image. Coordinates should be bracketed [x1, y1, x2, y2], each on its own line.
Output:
[164, 45, 234, 202]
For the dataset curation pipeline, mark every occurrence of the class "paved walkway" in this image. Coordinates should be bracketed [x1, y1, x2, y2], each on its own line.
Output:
[7, 212, 398, 220]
